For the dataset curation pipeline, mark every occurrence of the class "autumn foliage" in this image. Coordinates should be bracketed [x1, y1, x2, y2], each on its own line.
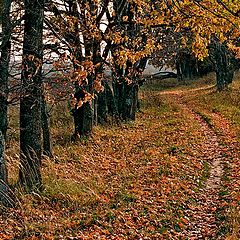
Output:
[1, 0, 240, 239]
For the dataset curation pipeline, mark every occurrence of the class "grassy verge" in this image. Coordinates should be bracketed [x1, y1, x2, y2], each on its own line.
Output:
[170, 72, 240, 239]
[2, 77, 214, 239]
[2, 72, 240, 238]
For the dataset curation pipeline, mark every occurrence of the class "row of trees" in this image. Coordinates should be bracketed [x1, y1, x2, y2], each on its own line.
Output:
[150, 18, 239, 86]
[0, 0, 240, 206]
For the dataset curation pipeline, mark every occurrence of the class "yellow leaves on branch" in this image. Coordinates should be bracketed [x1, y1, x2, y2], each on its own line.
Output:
[227, 43, 240, 59]
[70, 90, 94, 109]
[171, 0, 240, 58]
[94, 73, 104, 93]
[53, 54, 104, 107]
[106, 31, 128, 45]
[115, 38, 156, 66]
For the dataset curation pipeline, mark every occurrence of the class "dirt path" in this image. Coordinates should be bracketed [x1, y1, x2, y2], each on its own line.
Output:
[180, 110, 225, 239]
[160, 91, 227, 239]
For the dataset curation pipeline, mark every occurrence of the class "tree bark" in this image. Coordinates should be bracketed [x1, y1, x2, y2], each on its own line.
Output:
[115, 80, 138, 121]
[19, 0, 44, 191]
[41, 94, 52, 157]
[0, 0, 15, 207]
[97, 80, 118, 124]
[0, 131, 7, 187]
[0, 0, 11, 139]
[0, 131, 15, 207]
[211, 41, 235, 91]
[73, 101, 93, 138]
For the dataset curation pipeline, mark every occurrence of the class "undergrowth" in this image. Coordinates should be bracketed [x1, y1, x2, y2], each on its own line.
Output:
[1, 73, 240, 239]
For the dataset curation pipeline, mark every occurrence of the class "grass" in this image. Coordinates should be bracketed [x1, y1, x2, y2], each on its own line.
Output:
[170, 72, 240, 239]
[198, 161, 210, 188]
[1, 73, 240, 239]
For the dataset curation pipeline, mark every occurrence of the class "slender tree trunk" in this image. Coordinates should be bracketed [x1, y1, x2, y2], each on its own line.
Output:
[0, 131, 7, 188]
[19, 0, 44, 191]
[0, 131, 15, 207]
[41, 94, 52, 157]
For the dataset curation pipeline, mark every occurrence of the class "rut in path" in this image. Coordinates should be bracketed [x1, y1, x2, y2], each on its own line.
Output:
[162, 92, 226, 239]
[181, 109, 225, 239]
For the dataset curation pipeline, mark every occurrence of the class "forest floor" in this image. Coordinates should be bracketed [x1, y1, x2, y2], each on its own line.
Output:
[1, 73, 240, 239]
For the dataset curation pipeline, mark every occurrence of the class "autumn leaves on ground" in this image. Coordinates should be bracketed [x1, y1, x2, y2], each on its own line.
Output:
[1, 73, 240, 239]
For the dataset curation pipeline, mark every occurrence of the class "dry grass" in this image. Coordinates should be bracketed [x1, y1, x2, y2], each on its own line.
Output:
[1, 73, 240, 239]
[167, 72, 240, 239]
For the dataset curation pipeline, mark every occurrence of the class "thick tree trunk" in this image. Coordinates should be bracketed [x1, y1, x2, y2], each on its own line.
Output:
[211, 41, 235, 91]
[19, 0, 44, 191]
[115, 81, 138, 121]
[97, 90, 108, 124]
[97, 80, 118, 123]
[0, 0, 11, 140]
[0, 0, 14, 207]
[73, 101, 93, 138]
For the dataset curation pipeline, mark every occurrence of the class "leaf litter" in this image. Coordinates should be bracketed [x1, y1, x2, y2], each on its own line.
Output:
[1, 82, 239, 239]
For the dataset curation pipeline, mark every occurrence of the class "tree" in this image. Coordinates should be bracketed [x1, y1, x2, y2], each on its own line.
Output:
[0, 131, 15, 207]
[170, 0, 240, 90]
[0, 0, 11, 140]
[45, 0, 160, 135]
[210, 40, 236, 91]
[19, 0, 45, 191]
[45, 0, 103, 137]
[42, 0, 240, 142]
[0, 0, 13, 207]
[41, 93, 53, 157]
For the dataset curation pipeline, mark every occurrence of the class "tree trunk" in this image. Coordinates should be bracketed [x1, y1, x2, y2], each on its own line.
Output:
[73, 101, 93, 138]
[97, 89, 108, 124]
[0, 131, 13, 207]
[0, 131, 7, 187]
[97, 80, 118, 124]
[0, 0, 15, 207]
[19, 0, 44, 191]
[211, 41, 235, 91]
[0, 0, 11, 139]
[115, 81, 138, 121]
[41, 94, 52, 157]
[0, 131, 15, 207]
